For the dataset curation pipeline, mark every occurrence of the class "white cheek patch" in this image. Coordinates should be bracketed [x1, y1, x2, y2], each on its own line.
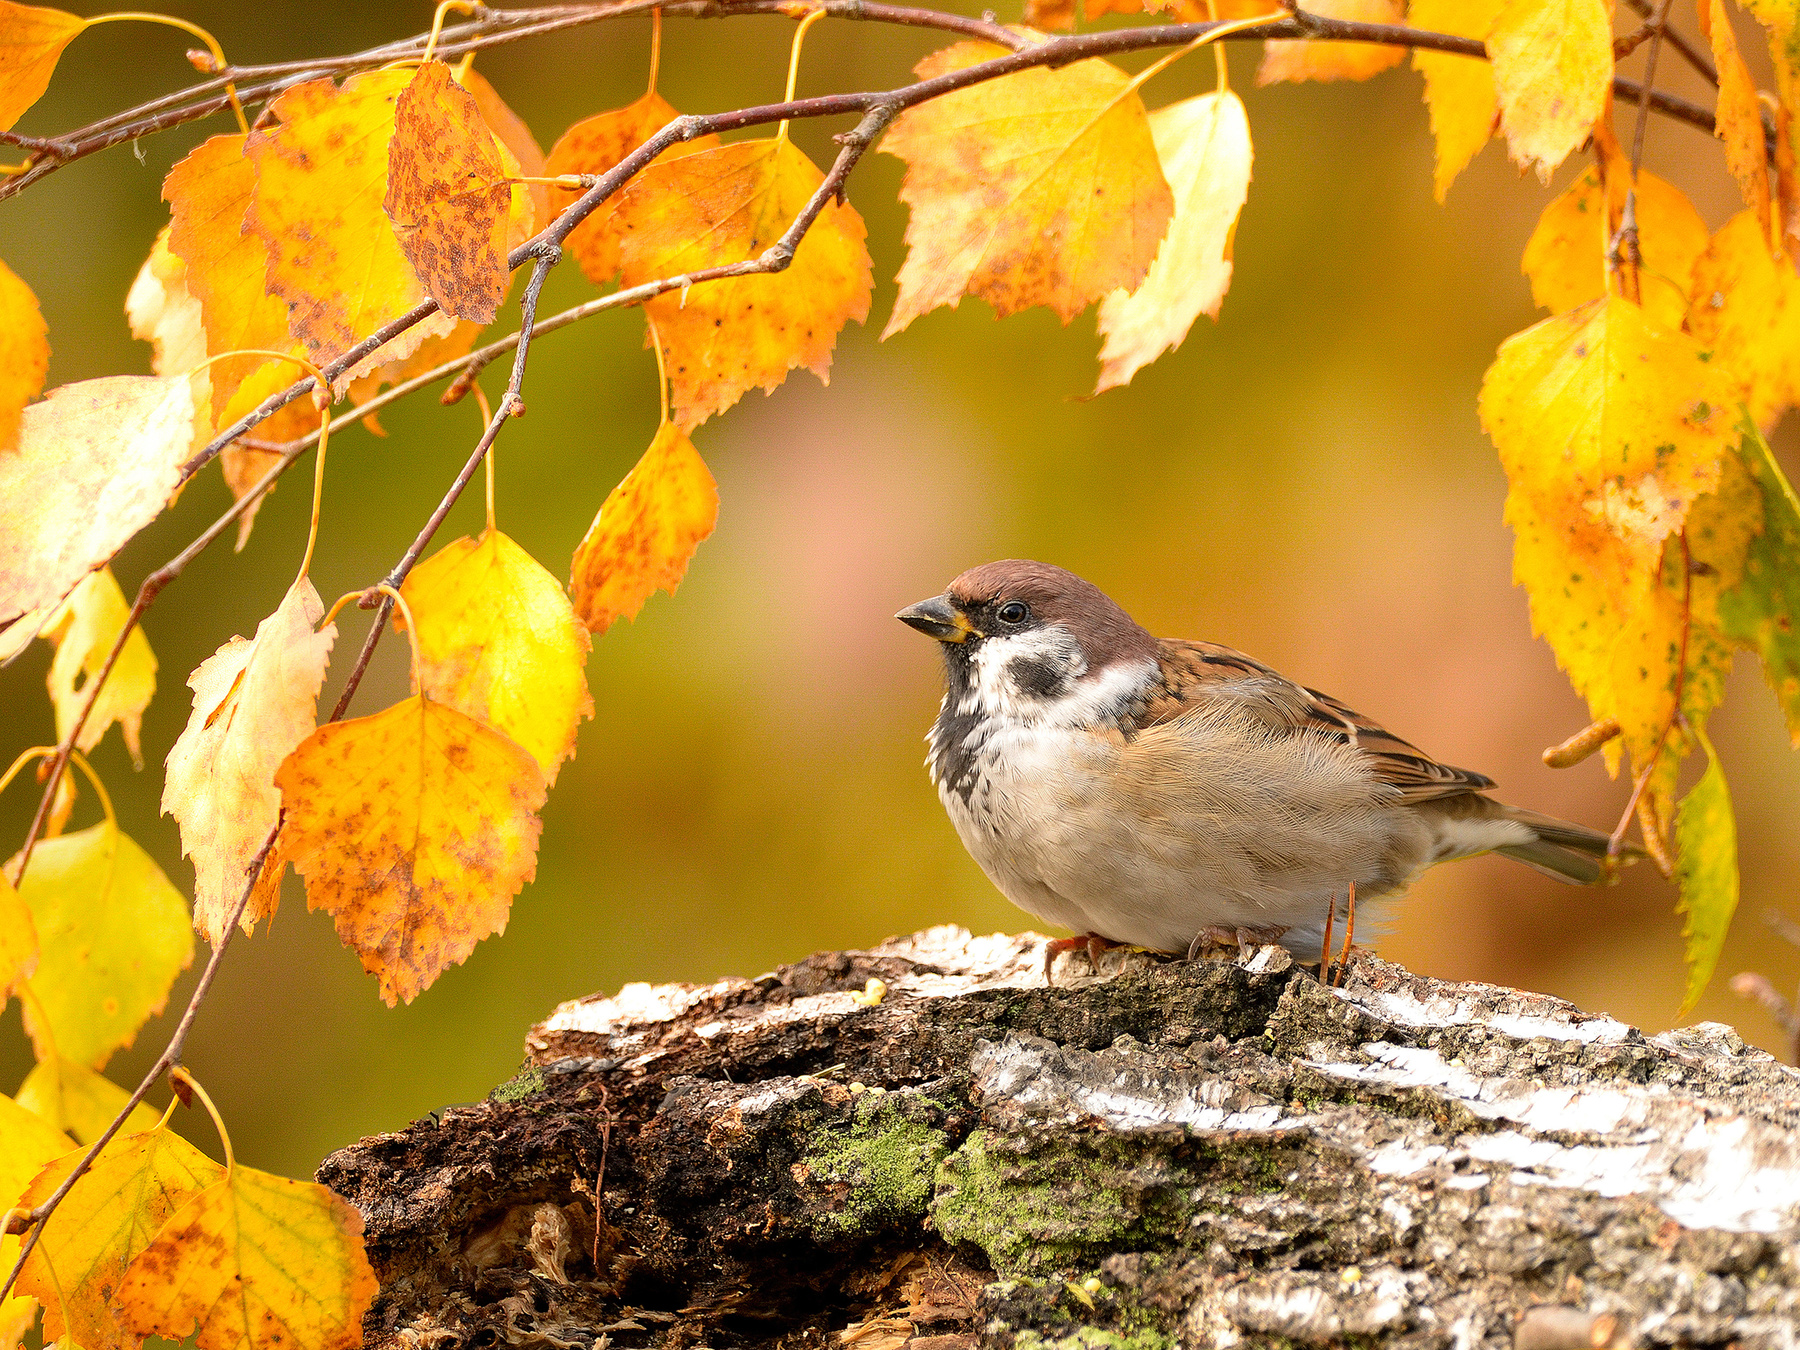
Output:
[957, 628, 1155, 732]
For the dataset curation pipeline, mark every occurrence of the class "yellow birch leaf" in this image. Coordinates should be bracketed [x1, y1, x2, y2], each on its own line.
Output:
[881, 41, 1173, 335]
[399, 530, 593, 783]
[15, 1055, 159, 1142]
[0, 255, 47, 452]
[0, 867, 33, 1004]
[1688, 210, 1800, 432]
[0, 2, 82, 131]
[1025, 0, 1078, 27]
[1718, 423, 1800, 742]
[545, 90, 720, 287]
[1522, 166, 1711, 329]
[1259, 0, 1407, 83]
[0, 1091, 74, 1350]
[1095, 91, 1252, 392]
[276, 695, 547, 1005]
[18, 1122, 220, 1350]
[1410, 0, 1506, 200]
[41, 567, 158, 768]
[615, 137, 872, 429]
[12, 818, 194, 1068]
[245, 71, 457, 385]
[163, 577, 336, 944]
[463, 68, 550, 234]
[569, 421, 719, 634]
[0, 375, 193, 624]
[1710, 0, 1775, 235]
[1481, 296, 1739, 603]
[1674, 729, 1738, 1015]
[1744, 0, 1800, 199]
[116, 1162, 374, 1350]
[384, 60, 532, 325]
[1487, 0, 1613, 179]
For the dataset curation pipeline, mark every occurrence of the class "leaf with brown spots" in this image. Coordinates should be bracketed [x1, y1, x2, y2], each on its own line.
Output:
[275, 694, 547, 1004]
[19, 1122, 221, 1350]
[569, 421, 719, 634]
[114, 1163, 375, 1350]
[162, 577, 336, 945]
[881, 41, 1172, 335]
[1258, 0, 1406, 83]
[613, 136, 872, 427]
[1481, 297, 1753, 819]
[0, 2, 83, 131]
[1487, 0, 1613, 179]
[399, 529, 592, 783]
[11, 814, 194, 1068]
[0, 376, 193, 625]
[0, 254, 47, 452]
[244, 71, 457, 386]
[545, 90, 721, 287]
[384, 60, 534, 325]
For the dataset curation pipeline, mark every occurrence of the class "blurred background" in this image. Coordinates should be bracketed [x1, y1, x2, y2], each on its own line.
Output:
[1, 1, 1796, 1181]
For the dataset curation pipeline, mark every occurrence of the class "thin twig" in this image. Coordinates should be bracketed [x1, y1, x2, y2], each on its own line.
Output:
[1621, 0, 1719, 85]
[0, 6, 1721, 200]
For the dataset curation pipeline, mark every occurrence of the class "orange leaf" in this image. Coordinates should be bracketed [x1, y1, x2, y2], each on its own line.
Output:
[385, 61, 533, 325]
[0, 376, 193, 624]
[1023, 0, 1078, 26]
[399, 530, 593, 783]
[163, 578, 337, 944]
[1689, 210, 1800, 432]
[1096, 91, 1252, 392]
[1410, 0, 1506, 200]
[881, 41, 1172, 334]
[1259, 0, 1407, 83]
[163, 134, 309, 429]
[615, 137, 871, 428]
[19, 1122, 222, 1350]
[245, 71, 457, 384]
[1487, 0, 1613, 179]
[463, 68, 550, 234]
[114, 1164, 376, 1350]
[1708, 0, 1774, 236]
[0, 255, 47, 451]
[545, 90, 720, 287]
[0, 2, 82, 131]
[569, 421, 719, 634]
[1521, 165, 1711, 329]
[276, 695, 547, 1004]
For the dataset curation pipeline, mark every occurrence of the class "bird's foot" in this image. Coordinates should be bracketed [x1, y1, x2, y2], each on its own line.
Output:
[1186, 924, 1290, 962]
[1042, 932, 1126, 983]
[1322, 942, 1373, 987]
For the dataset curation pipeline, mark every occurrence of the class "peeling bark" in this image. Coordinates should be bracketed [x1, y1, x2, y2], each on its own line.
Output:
[318, 927, 1800, 1350]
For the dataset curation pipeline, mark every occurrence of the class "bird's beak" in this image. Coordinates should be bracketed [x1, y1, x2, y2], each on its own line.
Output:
[896, 594, 976, 643]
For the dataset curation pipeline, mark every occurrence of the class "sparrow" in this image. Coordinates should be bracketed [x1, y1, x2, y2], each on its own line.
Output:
[896, 559, 1621, 969]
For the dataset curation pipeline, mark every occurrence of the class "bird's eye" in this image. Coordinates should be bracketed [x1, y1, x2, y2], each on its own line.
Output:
[997, 601, 1030, 625]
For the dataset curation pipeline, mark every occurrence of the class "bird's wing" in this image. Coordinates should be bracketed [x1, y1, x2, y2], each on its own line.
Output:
[1134, 639, 1496, 804]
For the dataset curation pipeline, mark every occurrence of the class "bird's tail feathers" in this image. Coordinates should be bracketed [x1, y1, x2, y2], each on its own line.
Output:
[1493, 804, 1628, 886]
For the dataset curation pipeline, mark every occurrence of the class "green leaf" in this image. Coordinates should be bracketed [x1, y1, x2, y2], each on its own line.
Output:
[1674, 728, 1739, 1017]
[12, 821, 194, 1069]
[1717, 421, 1800, 744]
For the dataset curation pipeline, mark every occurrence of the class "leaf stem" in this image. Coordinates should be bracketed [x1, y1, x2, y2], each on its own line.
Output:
[777, 8, 829, 147]
[421, 0, 478, 65]
[648, 5, 662, 96]
[169, 1067, 234, 1174]
[82, 11, 247, 134]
